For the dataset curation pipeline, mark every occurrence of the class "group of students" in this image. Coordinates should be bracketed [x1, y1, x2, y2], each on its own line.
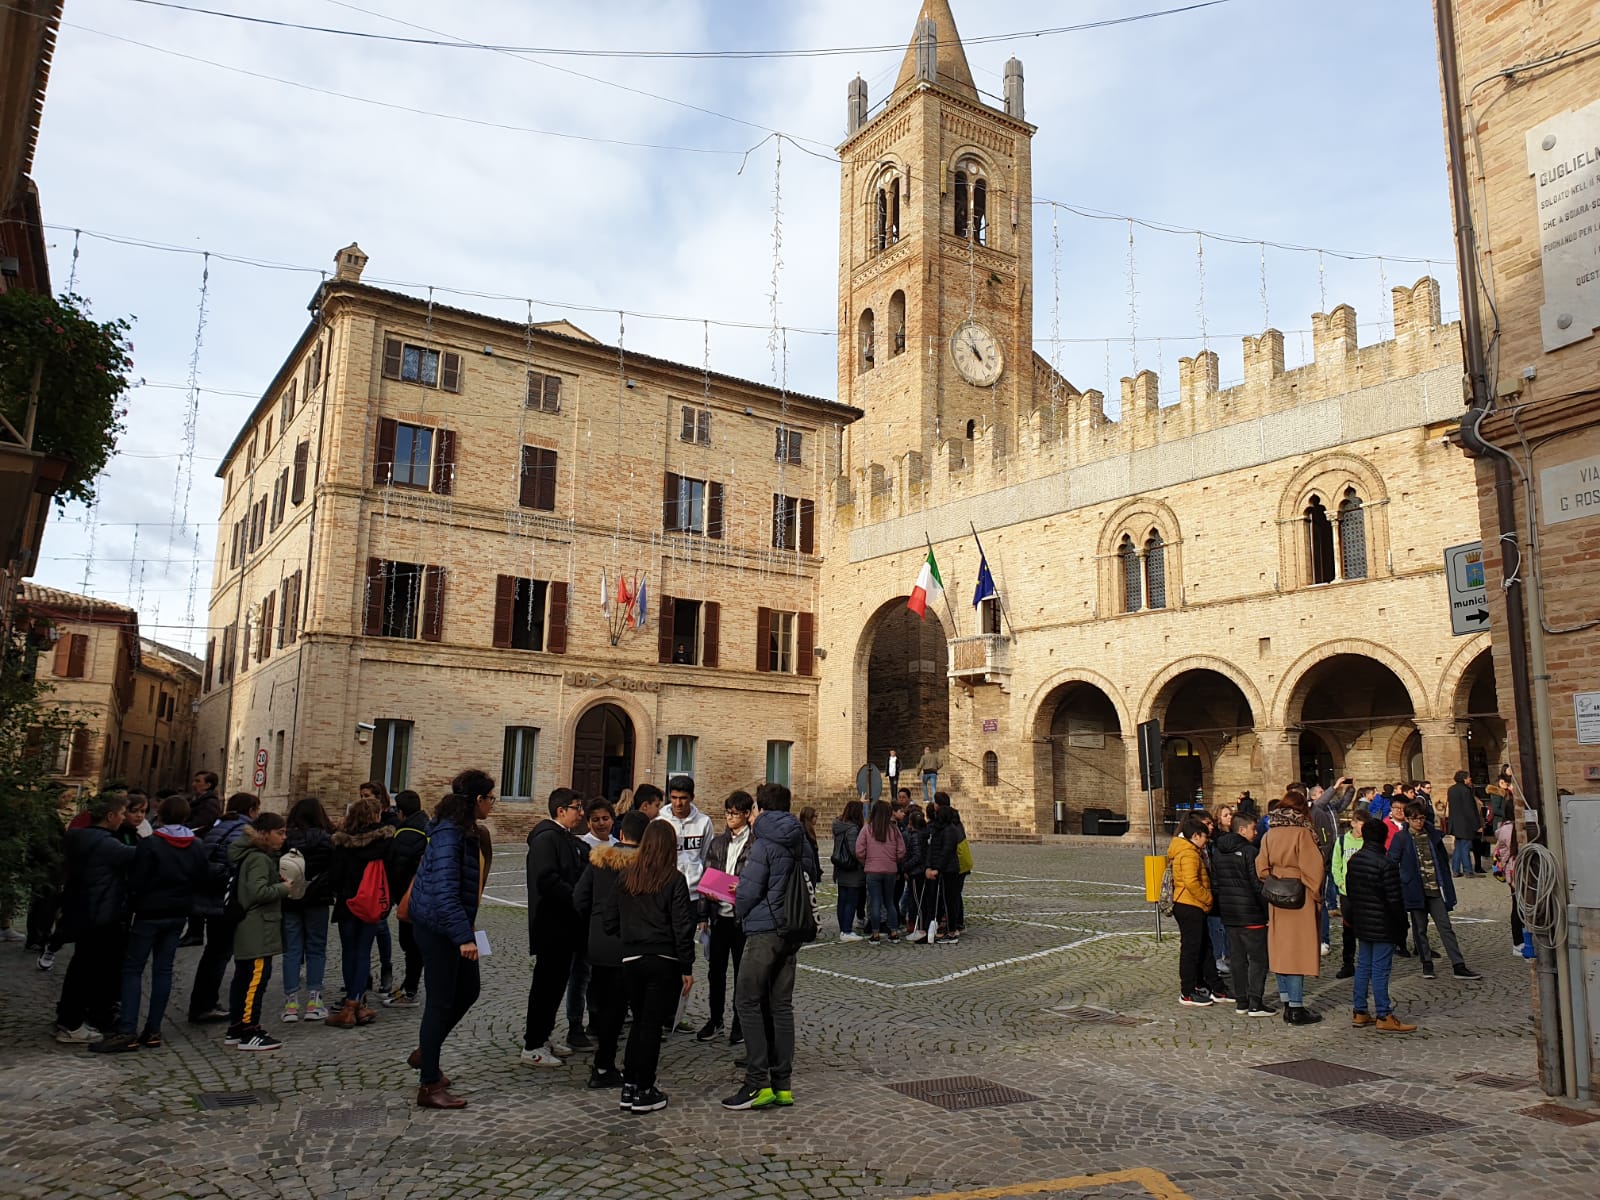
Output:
[827, 790, 973, 944]
[1167, 773, 1493, 1029]
[517, 776, 818, 1116]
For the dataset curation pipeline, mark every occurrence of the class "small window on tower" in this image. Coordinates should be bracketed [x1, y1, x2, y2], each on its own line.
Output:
[858, 309, 876, 373]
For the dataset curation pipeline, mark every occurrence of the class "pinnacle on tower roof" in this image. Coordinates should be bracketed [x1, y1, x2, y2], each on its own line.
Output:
[893, 0, 978, 102]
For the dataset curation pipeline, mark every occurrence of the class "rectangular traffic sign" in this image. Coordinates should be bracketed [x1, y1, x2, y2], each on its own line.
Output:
[1443, 540, 1489, 637]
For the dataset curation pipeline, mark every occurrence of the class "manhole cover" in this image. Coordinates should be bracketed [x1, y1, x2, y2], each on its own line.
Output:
[1048, 1005, 1148, 1027]
[1319, 1103, 1470, 1140]
[887, 1076, 1042, 1112]
[298, 1106, 387, 1133]
[196, 1092, 261, 1111]
[1518, 1103, 1600, 1127]
[1254, 1059, 1391, 1088]
[1457, 1072, 1533, 1091]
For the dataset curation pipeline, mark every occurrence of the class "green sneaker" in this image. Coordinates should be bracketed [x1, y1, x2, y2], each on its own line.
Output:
[750, 1087, 778, 1109]
[773, 1090, 794, 1107]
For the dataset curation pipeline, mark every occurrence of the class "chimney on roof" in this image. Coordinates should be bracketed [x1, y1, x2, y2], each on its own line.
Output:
[334, 242, 368, 282]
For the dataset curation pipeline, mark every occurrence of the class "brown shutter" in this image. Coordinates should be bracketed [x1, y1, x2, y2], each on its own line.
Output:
[53, 635, 71, 676]
[440, 352, 462, 393]
[69, 727, 91, 776]
[518, 446, 537, 508]
[382, 337, 403, 380]
[493, 574, 515, 648]
[365, 558, 386, 636]
[756, 606, 771, 672]
[68, 633, 88, 678]
[698, 409, 711, 444]
[261, 593, 275, 660]
[702, 601, 720, 668]
[277, 581, 288, 648]
[291, 441, 309, 504]
[547, 581, 568, 654]
[432, 428, 456, 495]
[204, 639, 215, 692]
[662, 472, 678, 531]
[658, 594, 674, 663]
[311, 342, 323, 386]
[538, 450, 557, 511]
[681, 406, 694, 441]
[544, 375, 561, 411]
[291, 570, 302, 643]
[799, 499, 815, 555]
[421, 566, 445, 642]
[707, 481, 724, 540]
[375, 418, 397, 485]
[771, 494, 784, 549]
[797, 611, 815, 677]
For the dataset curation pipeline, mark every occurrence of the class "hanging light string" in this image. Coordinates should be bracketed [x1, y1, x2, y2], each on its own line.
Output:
[66, 228, 81, 292]
[1126, 220, 1139, 376]
[1195, 232, 1208, 353]
[172, 252, 210, 633]
[1258, 242, 1270, 330]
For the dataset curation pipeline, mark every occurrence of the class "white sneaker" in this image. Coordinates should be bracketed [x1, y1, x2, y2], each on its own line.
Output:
[1512, 946, 1528, 959]
[1319, 942, 1331, 957]
[303, 993, 327, 1021]
[282, 998, 300, 1023]
[37, 949, 56, 970]
[520, 1046, 564, 1068]
[839, 932, 864, 943]
[546, 1038, 572, 1056]
[0, 928, 24, 942]
[55, 1024, 103, 1045]
[906, 928, 927, 943]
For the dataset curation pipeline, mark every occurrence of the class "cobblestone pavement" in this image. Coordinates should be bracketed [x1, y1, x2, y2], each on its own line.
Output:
[3, 842, 1598, 1200]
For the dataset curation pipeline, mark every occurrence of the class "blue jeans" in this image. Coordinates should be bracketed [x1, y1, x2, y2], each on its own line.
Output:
[282, 905, 330, 997]
[566, 955, 591, 1031]
[865, 874, 899, 935]
[1451, 837, 1475, 876]
[118, 916, 184, 1037]
[921, 773, 937, 805]
[1276, 973, 1305, 1005]
[836, 884, 865, 937]
[373, 914, 393, 976]
[1353, 939, 1395, 1018]
[1207, 915, 1229, 961]
[337, 913, 379, 1001]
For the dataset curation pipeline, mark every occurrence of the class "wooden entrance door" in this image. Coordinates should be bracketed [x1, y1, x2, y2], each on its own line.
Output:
[570, 703, 634, 802]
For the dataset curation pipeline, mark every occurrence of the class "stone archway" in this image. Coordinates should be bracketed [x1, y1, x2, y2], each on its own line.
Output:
[1147, 665, 1259, 832]
[1282, 653, 1419, 786]
[1035, 679, 1127, 834]
[858, 597, 950, 783]
[570, 702, 635, 804]
[1453, 647, 1505, 785]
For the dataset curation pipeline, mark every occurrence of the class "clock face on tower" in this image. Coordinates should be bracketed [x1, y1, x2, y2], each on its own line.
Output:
[951, 318, 1004, 387]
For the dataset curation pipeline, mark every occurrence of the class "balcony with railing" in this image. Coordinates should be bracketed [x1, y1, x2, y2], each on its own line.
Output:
[947, 633, 1011, 687]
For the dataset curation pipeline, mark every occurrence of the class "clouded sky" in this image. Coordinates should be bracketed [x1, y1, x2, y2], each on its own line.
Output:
[29, 0, 1457, 652]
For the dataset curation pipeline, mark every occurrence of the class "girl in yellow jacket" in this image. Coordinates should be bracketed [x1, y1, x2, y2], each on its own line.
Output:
[1167, 815, 1230, 1006]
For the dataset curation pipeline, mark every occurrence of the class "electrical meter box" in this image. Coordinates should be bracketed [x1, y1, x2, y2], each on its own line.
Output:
[1562, 795, 1600, 908]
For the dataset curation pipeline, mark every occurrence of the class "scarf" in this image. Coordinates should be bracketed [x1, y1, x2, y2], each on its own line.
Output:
[1265, 807, 1311, 830]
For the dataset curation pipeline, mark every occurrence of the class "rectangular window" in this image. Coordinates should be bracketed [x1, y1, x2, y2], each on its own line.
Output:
[291, 441, 309, 505]
[765, 740, 792, 788]
[519, 446, 558, 511]
[280, 379, 297, 435]
[204, 639, 215, 692]
[382, 337, 461, 392]
[526, 371, 562, 412]
[767, 610, 796, 673]
[666, 735, 696, 779]
[979, 596, 1002, 635]
[247, 430, 258, 472]
[369, 719, 413, 794]
[365, 559, 443, 641]
[493, 576, 549, 651]
[775, 427, 802, 463]
[670, 598, 701, 664]
[261, 418, 271, 454]
[663, 472, 724, 538]
[53, 632, 88, 679]
[502, 726, 539, 801]
[676, 477, 705, 533]
[679, 405, 711, 444]
[375, 418, 454, 494]
[273, 730, 285, 787]
[393, 423, 434, 488]
[771, 495, 815, 553]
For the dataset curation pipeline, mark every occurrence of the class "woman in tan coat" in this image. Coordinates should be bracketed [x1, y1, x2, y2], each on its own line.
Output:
[1256, 786, 1326, 1025]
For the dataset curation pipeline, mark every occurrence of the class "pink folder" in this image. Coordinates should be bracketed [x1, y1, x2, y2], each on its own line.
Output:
[697, 866, 738, 905]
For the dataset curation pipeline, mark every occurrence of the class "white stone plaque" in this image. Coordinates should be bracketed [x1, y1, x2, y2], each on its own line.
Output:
[1526, 99, 1600, 351]
[1067, 717, 1104, 749]
[1538, 454, 1600, 527]
[1577, 692, 1600, 746]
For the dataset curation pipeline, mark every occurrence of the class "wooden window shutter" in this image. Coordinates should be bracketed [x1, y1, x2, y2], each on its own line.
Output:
[698, 409, 711, 444]
[261, 592, 275, 660]
[69, 727, 91, 776]
[277, 581, 289, 648]
[493, 574, 515, 648]
[365, 558, 386, 636]
[53, 635, 72, 676]
[432, 428, 456, 495]
[799, 499, 815, 555]
[662, 472, 679, 531]
[707, 481, 725, 540]
[543, 374, 561, 412]
[440, 351, 462, 393]
[204, 639, 215, 692]
[382, 337, 403, 380]
[657, 594, 674, 663]
[771, 494, 784, 549]
[756, 607, 771, 672]
[547, 581, 569, 654]
[797, 611, 815, 677]
[421, 566, 445, 642]
[311, 341, 323, 386]
[291, 441, 309, 504]
[537, 449, 556, 511]
[680, 406, 694, 442]
[375, 418, 397, 485]
[518, 446, 538, 509]
[68, 633, 88, 678]
[702, 601, 720, 668]
[291, 570, 302, 643]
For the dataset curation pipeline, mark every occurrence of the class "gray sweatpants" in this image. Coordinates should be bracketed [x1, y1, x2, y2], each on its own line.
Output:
[1409, 894, 1464, 968]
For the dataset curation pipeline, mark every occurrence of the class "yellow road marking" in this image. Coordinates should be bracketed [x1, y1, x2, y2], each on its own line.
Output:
[911, 1167, 1194, 1200]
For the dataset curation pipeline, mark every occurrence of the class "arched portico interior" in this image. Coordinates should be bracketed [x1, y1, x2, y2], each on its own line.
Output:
[1036, 680, 1126, 835]
[1151, 668, 1258, 833]
[860, 598, 950, 782]
[1284, 653, 1420, 788]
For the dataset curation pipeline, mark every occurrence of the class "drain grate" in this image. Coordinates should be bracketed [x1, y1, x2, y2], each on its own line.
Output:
[1319, 1103, 1470, 1140]
[196, 1092, 261, 1111]
[1457, 1072, 1534, 1091]
[1048, 1005, 1148, 1027]
[1253, 1058, 1391, 1088]
[887, 1075, 1042, 1112]
[297, 1105, 387, 1133]
[1518, 1103, 1600, 1127]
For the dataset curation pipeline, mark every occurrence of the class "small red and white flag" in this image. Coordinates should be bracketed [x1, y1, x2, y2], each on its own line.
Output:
[617, 573, 633, 620]
[906, 548, 944, 620]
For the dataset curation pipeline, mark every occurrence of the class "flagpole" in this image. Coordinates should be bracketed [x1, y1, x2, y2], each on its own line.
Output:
[927, 533, 961, 639]
[970, 521, 1016, 640]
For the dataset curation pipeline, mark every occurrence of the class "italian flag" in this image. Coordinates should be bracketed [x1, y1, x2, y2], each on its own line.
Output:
[907, 548, 944, 620]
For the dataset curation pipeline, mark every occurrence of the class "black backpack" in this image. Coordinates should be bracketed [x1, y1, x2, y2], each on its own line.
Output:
[776, 850, 819, 950]
[220, 861, 246, 928]
[830, 826, 859, 870]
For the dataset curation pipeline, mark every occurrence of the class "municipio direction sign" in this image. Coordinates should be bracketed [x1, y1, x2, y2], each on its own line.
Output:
[1443, 540, 1489, 637]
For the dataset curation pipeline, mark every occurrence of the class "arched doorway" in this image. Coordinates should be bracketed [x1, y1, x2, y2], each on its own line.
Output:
[1040, 681, 1125, 834]
[1153, 668, 1258, 831]
[862, 598, 949, 782]
[571, 703, 634, 803]
[1285, 653, 1419, 786]
[1455, 648, 1505, 785]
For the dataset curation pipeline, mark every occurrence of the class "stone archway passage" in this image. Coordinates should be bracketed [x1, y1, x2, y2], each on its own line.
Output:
[865, 600, 949, 781]
[1156, 669, 1258, 832]
[1456, 648, 1505, 785]
[1043, 682, 1126, 834]
[571, 703, 635, 804]
[1289, 653, 1418, 787]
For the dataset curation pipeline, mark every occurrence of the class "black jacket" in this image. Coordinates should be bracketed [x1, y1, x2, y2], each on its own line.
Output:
[283, 825, 334, 910]
[188, 789, 222, 837]
[900, 825, 928, 876]
[926, 817, 961, 874]
[61, 826, 136, 933]
[194, 812, 250, 917]
[330, 824, 395, 920]
[575, 842, 637, 967]
[526, 819, 587, 953]
[389, 811, 430, 898]
[127, 829, 210, 920]
[1210, 831, 1267, 926]
[700, 825, 754, 919]
[1344, 845, 1407, 944]
[603, 870, 696, 972]
[1446, 782, 1481, 839]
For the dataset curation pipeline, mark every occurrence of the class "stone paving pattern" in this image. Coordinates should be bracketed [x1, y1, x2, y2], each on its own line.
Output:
[3, 843, 1598, 1199]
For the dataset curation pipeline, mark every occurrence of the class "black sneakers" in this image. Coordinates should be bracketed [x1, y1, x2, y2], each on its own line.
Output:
[566, 1027, 594, 1050]
[695, 1019, 722, 1043]
[630, 1086, 669, 1113]
[618, 1083, 637, 1111]
[1178, 989, 1214, 1007]
[1452, 963, 1482, 980]
[587, 1066, 622, 1090]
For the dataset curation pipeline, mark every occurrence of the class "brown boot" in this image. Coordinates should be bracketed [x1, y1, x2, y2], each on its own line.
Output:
[325, 1000, 360, 1028]
[416, 1082, 466, 1110]
[407, 1047, 449, 1086]
[1351, 1011, 1375, 1028]
[1376, 1013, 1417, 1033]
[355, 1002, 377, 1025]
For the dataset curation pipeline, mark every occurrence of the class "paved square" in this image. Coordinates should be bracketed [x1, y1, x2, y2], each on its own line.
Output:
[3, 842, 1598, 1199]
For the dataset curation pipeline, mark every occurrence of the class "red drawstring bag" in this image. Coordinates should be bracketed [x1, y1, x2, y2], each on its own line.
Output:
[346, 859, 391, 923]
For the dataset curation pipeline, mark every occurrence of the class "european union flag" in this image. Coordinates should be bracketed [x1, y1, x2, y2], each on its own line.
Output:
[972, 555, 997, 608]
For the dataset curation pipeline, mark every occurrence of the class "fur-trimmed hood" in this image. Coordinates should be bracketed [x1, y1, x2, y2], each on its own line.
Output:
[589, 842, 637, 872]
[332, 824, 395, 849]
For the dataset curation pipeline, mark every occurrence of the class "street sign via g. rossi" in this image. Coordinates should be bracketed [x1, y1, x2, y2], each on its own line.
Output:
[1444, 540, 1490, 637]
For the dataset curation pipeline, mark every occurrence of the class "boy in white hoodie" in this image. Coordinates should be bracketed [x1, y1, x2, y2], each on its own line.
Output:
[662, 776, 713, 895]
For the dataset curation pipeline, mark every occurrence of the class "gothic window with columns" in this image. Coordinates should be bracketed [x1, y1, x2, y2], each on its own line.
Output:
[1144, 530, 1168, 609]
[1119, 535, 1142, 614]
[954, 158, 988, 245]
[1338, 489, 1368, 580]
